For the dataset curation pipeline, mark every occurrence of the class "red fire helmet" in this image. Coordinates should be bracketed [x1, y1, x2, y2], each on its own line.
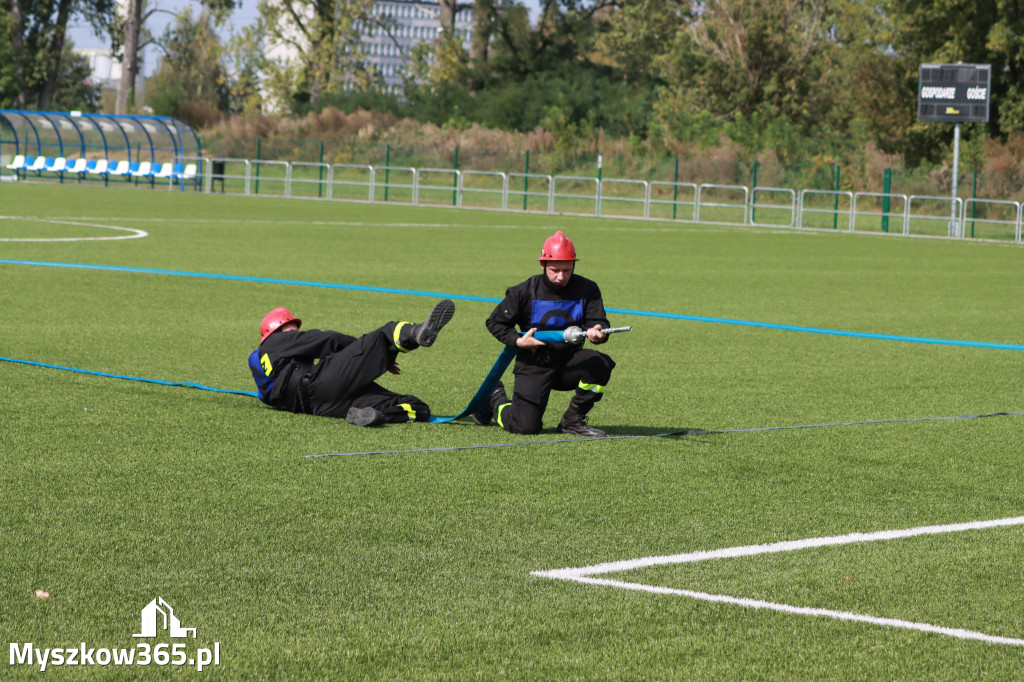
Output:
[260, 307, 301, 343]
[538, 230, 578, 262]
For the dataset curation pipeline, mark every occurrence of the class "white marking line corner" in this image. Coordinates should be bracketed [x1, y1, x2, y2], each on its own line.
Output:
[0, 216, 148, 242]
[532, 515, 1024, 647]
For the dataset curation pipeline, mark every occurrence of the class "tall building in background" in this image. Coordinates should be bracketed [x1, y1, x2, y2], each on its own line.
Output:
[74, 48, 146, 104]
[356, 1, 474, 92]
[76, 48, 122, 90]
[260, 0, 476, 110]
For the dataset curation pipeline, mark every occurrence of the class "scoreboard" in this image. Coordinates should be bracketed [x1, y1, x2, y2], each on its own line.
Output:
[917, 64, 991, 123]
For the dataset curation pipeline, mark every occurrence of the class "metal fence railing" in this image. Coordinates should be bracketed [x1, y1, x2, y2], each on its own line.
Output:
[7, 154, 1023, 244]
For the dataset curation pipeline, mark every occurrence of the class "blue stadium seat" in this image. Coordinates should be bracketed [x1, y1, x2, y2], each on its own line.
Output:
[106, 160, 130, 176]
[44, 157, 67, 172]
[66, 158, 88, 174]
[151, 163, 176, 186]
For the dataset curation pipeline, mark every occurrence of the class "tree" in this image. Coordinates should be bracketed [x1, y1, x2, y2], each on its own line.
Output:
[469, 0, 493, 66]
[256, 0, 375, 107]
[398, 0, 655, 136]
[1, 0, 113, 109]
[147, 6, 230, 124]
[37, 0, 79, 110]
[0, 7, 18, 106]
[5, 0, 29, 107]
[882, 0, 1024, 158]
[49, 41, 102, 111]
[114, 0, 235, 114]
[226, 22, 265, 114]
[600, 0, 909, 159]
[114, 0, 142, 113]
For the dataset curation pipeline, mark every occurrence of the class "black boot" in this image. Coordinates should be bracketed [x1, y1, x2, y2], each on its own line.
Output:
[557, 409, 606, 438]
[472, 381, 507, 426]
[409, 299, 455, 348]
[346, 406, 387, 427]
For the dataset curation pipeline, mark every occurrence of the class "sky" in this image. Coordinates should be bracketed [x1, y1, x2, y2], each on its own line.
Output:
[68, 0, 543, 78]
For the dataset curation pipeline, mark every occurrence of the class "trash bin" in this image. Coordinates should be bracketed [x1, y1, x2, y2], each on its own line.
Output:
[212, 160, 226, 193]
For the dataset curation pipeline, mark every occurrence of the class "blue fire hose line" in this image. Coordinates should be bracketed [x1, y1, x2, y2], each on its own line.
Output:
[3, 260, 1022, 455]
[3, 348, 1020, 458]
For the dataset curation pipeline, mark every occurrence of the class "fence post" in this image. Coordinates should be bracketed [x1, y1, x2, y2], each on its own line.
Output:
[318, 141, 324, 198]
[833, 164, 840, 230]
[971, 171, 978, 237]
[452, 146, 459, 206]
[751, 160, 759, 223]
[881, 168, 891, 233]
[672, 157, 679, 220]
[523, 150, 530, 211]
[255, 139, 261, 195]
[384, 143, 390, 202]
[596, 154, 603, 216]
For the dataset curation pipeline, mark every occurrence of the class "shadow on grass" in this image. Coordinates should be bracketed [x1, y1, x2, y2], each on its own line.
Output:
[304, 422, 714, 458]
[594, 424, 712, 438]
[440, 419, 712, 439]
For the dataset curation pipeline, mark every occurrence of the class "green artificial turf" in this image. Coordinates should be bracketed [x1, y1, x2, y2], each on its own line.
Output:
[2, 182, 1023, 679]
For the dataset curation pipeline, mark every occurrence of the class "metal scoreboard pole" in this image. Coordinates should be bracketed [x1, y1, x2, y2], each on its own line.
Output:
[951, 122, 961, 236]
[917, 63, 991, 238]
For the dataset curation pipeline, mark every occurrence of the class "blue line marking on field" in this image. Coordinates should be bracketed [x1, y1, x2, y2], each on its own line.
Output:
[3, 258, 1024, 351]
[608, 307, 1024, 350]
[0, 258, 499, 304]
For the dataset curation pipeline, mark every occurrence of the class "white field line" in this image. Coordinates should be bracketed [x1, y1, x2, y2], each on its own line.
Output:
[532, 515, 1024, 647]
[0, 215, 750, 235]
[0, 217, 147, 242]
[3, 204, 1022, 246]
[9, 214, 1019, 246]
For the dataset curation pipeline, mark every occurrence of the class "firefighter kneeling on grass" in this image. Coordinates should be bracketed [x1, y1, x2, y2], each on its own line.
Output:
[248, 300, 455, 427]
[473, 230, 616, 438]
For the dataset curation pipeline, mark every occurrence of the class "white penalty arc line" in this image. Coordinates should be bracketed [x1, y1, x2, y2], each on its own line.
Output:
[532, 515, 1024, 647]
[0, 216, 148, 242]
[0, 215, 765, 236]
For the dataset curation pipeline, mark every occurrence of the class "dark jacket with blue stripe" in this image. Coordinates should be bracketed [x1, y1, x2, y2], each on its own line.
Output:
[485, 273, 609, 368]
[248, 329, 355, 408]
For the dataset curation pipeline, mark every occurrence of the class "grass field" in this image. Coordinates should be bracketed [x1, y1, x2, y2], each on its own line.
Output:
[2, 182, 1023, 679]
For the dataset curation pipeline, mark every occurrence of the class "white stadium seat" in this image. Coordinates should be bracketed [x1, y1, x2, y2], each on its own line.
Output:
[44, 157, 67, 172]
[65, 158, 88, 173]
[106, 160, 130, 175]
[152, 163, 175, 179]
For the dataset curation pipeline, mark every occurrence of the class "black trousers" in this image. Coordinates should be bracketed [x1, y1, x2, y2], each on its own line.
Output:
[306, 322, 430, 422]
[500, 349, 615, 434]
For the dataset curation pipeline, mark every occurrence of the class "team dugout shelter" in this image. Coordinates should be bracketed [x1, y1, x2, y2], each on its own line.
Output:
[0, 110, 202, 188]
